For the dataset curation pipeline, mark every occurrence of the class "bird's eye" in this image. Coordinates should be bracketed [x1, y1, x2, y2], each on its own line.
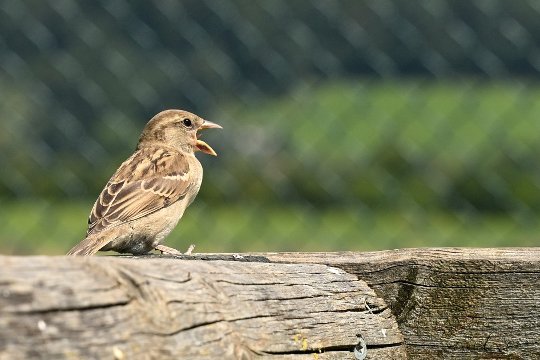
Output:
[182, 118, 192, 127]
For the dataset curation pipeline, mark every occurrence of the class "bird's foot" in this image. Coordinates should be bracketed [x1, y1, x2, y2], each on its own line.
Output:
[154, 244, 195, 256]
[155, 244, 183, 256]
[184, 244, 195, 255]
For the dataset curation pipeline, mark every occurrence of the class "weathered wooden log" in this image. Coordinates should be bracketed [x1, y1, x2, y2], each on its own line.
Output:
[2, 248, 538, 359]
[267, 248, 540, 359]
[0, 255, 404, 360]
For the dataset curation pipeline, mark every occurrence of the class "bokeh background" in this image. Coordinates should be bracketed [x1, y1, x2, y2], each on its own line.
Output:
[2, 0, 540, 255]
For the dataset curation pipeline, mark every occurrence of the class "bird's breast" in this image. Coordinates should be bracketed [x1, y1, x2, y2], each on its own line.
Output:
[185, 156, 204, 206]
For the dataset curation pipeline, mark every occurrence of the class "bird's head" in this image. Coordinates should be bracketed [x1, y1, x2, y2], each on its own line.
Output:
[138, 109, 222, 155]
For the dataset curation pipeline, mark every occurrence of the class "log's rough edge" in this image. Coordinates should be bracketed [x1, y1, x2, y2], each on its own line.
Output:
[259, 248, 540, 359]
[0, 255, 405, 360]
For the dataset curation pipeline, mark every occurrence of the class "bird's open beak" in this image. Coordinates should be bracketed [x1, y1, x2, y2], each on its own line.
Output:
[196, 120, 222, 156]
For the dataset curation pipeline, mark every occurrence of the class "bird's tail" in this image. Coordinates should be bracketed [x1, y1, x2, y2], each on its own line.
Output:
[66, 233, 110, 256]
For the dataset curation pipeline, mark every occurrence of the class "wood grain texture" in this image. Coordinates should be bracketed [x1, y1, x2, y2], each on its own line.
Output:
[0, 255, 404, 360]
[263, 248, 540, 359]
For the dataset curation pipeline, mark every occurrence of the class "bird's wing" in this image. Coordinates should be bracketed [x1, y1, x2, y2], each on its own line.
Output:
[87, 147, 192, 235]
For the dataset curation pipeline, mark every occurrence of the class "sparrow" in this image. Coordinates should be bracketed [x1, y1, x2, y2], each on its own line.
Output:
[66, 109, 221, 256]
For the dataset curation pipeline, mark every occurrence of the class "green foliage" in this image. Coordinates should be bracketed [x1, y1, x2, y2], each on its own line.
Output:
[1, 200, 538, 255]
[209, 80, 540, 212]
[3, 80, 540, 214]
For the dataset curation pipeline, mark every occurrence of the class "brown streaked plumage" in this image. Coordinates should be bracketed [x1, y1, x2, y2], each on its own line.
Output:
[67, 109, 221, 256]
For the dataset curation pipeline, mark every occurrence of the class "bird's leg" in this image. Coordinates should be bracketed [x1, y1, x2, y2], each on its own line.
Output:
[155, 244, 183, 256]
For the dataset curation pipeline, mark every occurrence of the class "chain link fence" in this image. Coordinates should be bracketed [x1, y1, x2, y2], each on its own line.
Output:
[2, 0, 540, 254]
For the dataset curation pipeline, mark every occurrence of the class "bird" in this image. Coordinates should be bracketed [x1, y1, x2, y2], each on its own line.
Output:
[66, 109, 221, 256]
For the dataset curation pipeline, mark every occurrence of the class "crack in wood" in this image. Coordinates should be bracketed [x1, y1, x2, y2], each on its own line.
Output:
[262, 341, 405, 355]
[216, 280, 286, 286]
[311, 305, 388, 315]
[126, 270, 193, 285]
[250, 294, 329, 302]
[135, 314, 276, 338]
[9, 298, 132, 314]
[370, 279, 478, 289]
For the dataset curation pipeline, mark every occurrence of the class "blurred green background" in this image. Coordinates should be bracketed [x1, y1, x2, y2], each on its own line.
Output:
[2, 1, 540, 255]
